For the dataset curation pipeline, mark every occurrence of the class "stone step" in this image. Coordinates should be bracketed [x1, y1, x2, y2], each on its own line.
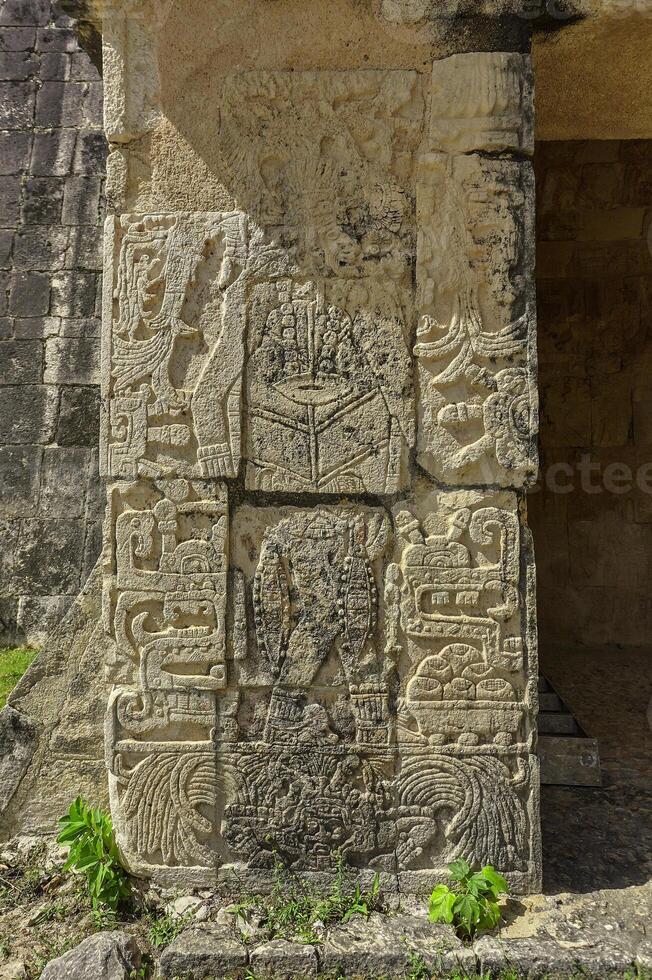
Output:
[539, 691, 564, 711]
[537, 674, 602, 786]
[538, 711, 579, 735]
[538, 735, 602, 786]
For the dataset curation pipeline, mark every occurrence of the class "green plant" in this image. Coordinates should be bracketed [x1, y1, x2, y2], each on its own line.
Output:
[406, 949, 431, 980]
[57, 796, 131, 913]
[428, 859, 508, 940]
[29, 901, 67, 925]
[0, 646, 37, 709]
[229, 851, 384, 945]
[147, 909, 196, 949]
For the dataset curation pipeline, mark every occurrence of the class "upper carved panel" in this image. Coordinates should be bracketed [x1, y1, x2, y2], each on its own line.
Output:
[429, 53, 534, 155]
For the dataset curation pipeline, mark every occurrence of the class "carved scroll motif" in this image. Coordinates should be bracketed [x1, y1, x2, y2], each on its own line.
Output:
[416, 53, 538, 488]
[104, 480, 229, 871]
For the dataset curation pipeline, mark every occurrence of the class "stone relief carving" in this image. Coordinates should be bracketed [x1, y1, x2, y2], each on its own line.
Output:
[99, 60, 540, 892]
[101, 212, 248, 480]
[415, 153, 537, 487]
[429, 52, 534, 155]
[104, 479, 228, 870]
[245, 281, 414, 493]
[216, 70, 420, 493]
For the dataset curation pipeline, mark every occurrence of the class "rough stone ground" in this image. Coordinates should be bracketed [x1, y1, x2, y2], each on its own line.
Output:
[0, 646, 650, 979]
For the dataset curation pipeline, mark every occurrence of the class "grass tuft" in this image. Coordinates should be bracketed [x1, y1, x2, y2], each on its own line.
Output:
[0, 646, 38, 709]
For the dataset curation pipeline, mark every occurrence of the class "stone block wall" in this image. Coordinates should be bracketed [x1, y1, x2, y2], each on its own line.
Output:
[531, 139, 652, 651]
[0, 0, 106, 645]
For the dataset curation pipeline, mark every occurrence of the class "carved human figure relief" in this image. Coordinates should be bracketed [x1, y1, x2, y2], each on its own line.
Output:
[101, 212, 248, 480]
[223, 503, 397, 871]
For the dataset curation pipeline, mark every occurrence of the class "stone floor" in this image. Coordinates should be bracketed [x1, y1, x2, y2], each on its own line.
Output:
[540, 644, 652, 893]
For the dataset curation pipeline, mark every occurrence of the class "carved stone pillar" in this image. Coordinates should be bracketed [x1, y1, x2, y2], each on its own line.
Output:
[98, 0, 541, 893]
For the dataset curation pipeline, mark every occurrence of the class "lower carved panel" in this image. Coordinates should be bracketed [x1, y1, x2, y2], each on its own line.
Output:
[104, 491, 540, 891]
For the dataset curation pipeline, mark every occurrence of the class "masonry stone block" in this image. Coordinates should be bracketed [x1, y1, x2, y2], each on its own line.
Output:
[40, 50, 70, 81]
[35, 26, 78, 53]
[0, 339, 43, 383]
[13, 225, 69, 271]
[13, 517, 85, 595]
[0, 50, 38, 81]
[13, 316, 60, 339]
[44, 334, 99, 383]
[8, 270, 50, 316]
[65, 224, 102, 269]
[0, 445, 42, 519]
[73, 131, 107, 174]
[30, 129, 76, 176]
[0, 0, 50, 27]
[69, 50, 96, 81]
[0, 131, 30, 175]
[8, 271, 50, 316]
[0, 27, 35, 51]
[58, 315, 100, 338]
[21, 176, 64, 224]
[35, 80, 85, 128]
[0, 384, 58, 444]
[49, 271, 97, 318]
[15, 595, 72, 647]
[0, 175, 21, 222]
[38, 446, 89, 519]
[0, 229, 12, 267]
[62, 175, 101, 224]
[0, 79, 35, 129]
[56, 384, 100, 446]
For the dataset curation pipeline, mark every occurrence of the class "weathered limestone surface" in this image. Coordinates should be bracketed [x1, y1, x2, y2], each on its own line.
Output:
[0, 0, 542, 893]
[0, 564, 109, 838]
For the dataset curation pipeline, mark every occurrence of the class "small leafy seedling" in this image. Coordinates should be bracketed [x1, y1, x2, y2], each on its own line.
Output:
[57, 796, 131, 913]
[428, 858, 508, 940]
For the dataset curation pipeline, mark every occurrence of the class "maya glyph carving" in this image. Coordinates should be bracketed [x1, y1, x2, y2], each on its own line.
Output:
[104, 479, 228, 870]
[99, 51, 540, 891]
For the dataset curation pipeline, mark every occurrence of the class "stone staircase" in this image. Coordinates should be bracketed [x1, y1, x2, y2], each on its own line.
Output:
[538, 676, 601, 786]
